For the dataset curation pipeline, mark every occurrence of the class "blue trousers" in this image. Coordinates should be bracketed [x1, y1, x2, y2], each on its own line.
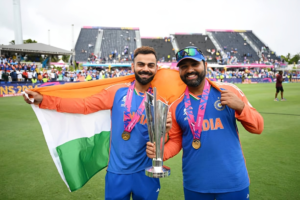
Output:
[105, 171, 160, 200]
[184, 187, 249, 200]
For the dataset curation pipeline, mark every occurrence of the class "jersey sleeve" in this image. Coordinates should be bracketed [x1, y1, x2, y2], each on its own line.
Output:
[39, 84, 128, 114]
[163, 100, 183, 161]
[220, 83, 264, 134]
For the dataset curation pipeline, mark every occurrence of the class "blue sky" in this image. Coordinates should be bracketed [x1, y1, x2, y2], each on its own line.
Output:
[0, 0, 299, 56]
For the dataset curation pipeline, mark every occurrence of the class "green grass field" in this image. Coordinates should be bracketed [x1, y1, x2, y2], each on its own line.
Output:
[1, 83, 300, 200]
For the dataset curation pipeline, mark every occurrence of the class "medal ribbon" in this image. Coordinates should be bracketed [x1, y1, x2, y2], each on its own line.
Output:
[124, 81, 153, 133]
[184, 79, 211, 140]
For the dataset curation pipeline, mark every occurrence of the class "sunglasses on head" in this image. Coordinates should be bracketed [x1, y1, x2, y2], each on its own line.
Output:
[176, 47, 204, 62]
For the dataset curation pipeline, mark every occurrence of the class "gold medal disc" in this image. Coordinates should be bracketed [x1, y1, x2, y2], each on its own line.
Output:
[192, 140, 201, 149]
[122, 131, 130, 141]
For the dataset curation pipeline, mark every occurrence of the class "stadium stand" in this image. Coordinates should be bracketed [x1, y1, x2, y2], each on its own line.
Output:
[74, 27, 281, 66]
[74, 28, 98, 62]
[174, 33, 219, 63]
[75, 27, 139, 63]
[141, 37, 176, 62]
[243, 31, 280, 61]
[210, 31, 260, 63]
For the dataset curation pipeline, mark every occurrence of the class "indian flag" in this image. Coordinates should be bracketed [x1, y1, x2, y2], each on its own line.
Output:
[29, 69, 186, 192]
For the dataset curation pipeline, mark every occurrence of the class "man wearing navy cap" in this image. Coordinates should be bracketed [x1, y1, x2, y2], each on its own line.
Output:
[147, 46, 264, 200]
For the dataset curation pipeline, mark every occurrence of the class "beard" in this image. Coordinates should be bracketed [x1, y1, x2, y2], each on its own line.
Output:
[180, 70, 206, 87]
[134, 70, 155, 85]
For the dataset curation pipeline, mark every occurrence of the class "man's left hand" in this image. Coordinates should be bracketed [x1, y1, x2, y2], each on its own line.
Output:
[166, 112, 172, 133]
[220, 90, 245, 115]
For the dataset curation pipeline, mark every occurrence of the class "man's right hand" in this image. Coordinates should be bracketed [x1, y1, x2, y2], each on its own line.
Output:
[146, 142, 156, 159]
[23, 90, 43, 105]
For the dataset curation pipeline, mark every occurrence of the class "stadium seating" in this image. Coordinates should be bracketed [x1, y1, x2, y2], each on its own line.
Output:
[211, 31, 260, 63]
[100, 29, 137, 63]
[74, 28, 98, 62]
[75, 27, 138, 63]
[174, 34, 218, 63]
[75, 27, 280, 66]
[243, 31, 280, 61]
[141, 37, 175, 62]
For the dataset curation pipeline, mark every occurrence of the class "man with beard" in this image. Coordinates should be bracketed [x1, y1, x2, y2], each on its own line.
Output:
[23, 46, 172, 200]
[146, 46, 264, 200]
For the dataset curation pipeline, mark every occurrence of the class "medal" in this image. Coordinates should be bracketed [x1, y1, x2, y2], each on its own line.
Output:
[123, 81, 153, 141]
[192, 139, 201, 149]
[122, 131, 131, 140]
[183, 79, 211, 150]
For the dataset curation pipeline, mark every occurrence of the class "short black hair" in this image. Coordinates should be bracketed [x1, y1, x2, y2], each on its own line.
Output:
[133, 46, 157, 61]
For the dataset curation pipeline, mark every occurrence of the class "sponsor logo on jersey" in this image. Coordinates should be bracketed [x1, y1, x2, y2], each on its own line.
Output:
[183, 107, 192, 121]
[183, 108, 187, 120]
[121, 95, 127, 107]
[214, 100, 225, 111]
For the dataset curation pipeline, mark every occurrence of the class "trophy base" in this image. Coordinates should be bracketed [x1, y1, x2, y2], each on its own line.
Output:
[145, 166, 170, 178]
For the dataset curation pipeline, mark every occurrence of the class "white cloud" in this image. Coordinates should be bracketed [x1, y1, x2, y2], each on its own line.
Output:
[0, 0, 299, 56]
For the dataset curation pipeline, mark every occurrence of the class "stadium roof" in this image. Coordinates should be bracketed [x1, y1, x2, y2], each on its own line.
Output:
[0, 43, 72, 55]
[82, 26, 139, 30]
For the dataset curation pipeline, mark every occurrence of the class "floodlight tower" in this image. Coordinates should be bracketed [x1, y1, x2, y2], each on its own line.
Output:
[13, 0, 23, 44]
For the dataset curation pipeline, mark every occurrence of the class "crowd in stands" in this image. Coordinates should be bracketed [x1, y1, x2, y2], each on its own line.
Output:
[208, 68, 274, 79]
[217, 51, 283, 67]
[214, 42, 282, 66]
[207, 68, 299, 80]
[84, 47, 283, 67]
[85, 46, 135, 64]
[0, 57, 38, 82]
[0, 63, 134, 83]
[1, 53, 297, 84]
[205, 48, 219, 62]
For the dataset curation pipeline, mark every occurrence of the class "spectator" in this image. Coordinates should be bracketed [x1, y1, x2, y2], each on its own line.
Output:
[63, 73, 69, 82]
[31, 76, 38, 84]
[78, 72, 85, 82]
[58, 73, 63, 81]
[2, 70, 9, 83]
[10, 70, 18, 82]
[33, 70, 37, 79]
[43, 71, 49, 79]
[22, 70, 28, 82]
[37, 73, 43, 83]
[42, 76, 48, 82]
[50, 70, 56, 81]
[85, 72, 92, 81]
[17, 70, 22, 81]
[27, 69, 33, 82]
[69, 72, 75, 82]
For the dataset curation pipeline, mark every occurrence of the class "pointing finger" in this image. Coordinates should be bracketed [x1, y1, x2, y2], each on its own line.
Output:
[220, 100, 228, 105]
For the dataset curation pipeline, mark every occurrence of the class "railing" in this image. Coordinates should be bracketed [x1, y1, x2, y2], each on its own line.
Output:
[94, 29, 103, 57]
[135, 30, 142, 48]
[170, 34, 180, 53]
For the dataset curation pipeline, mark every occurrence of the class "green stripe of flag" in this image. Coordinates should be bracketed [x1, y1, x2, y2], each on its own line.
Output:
[56, 131, 110, 192]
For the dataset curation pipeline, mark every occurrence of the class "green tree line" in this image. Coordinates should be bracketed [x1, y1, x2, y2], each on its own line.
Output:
[281, 53, 300, 65]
